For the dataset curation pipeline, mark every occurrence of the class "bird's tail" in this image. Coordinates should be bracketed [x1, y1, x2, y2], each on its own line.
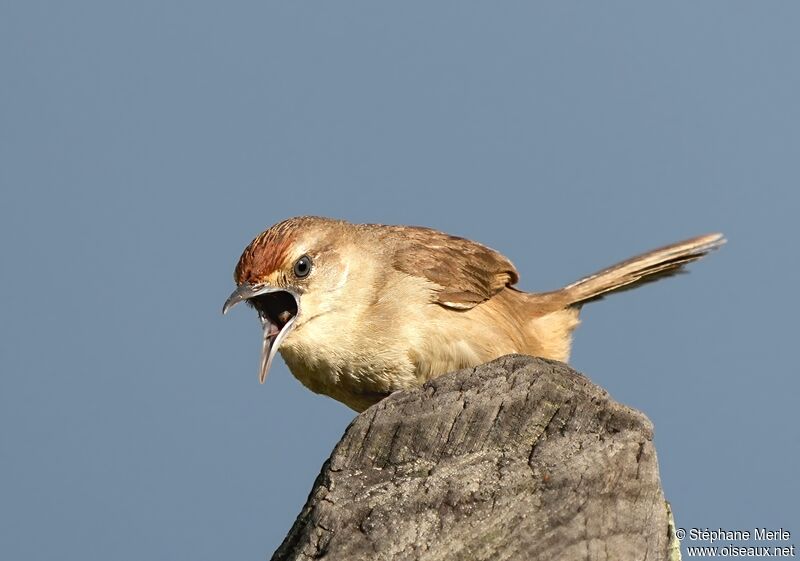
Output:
[558, 233, 726, 308]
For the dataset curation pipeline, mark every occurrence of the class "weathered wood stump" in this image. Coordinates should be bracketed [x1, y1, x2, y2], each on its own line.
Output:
[272, 355, 680, 561]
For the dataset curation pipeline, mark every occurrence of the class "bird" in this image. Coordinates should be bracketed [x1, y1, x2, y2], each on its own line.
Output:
[223, 216, 724, 412]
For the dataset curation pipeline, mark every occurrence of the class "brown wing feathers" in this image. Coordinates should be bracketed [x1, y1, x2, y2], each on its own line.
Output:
[388, 226, 519, 310]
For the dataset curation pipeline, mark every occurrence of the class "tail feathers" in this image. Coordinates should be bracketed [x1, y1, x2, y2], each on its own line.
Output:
[561, 233, 725, 308]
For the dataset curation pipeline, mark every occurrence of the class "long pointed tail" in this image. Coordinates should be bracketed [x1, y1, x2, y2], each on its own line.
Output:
[560, 233, 726, 308]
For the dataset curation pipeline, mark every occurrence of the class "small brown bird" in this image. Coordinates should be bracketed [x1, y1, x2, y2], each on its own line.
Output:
[223, 216, 724, 412]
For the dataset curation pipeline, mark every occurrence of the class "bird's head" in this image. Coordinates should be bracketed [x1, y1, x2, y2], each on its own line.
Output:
[222, 216, 353, 383]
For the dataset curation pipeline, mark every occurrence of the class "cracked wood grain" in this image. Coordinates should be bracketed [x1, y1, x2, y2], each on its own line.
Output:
[271, 355, 678, 561]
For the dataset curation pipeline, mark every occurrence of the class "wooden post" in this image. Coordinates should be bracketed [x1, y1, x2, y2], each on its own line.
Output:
[272, 355, 680, 561]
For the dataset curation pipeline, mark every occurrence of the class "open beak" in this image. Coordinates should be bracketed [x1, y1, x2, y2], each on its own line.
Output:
[222, 283, 299, 383]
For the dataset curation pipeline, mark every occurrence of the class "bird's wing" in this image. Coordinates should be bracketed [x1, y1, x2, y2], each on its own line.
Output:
[386, 225, 520, 310]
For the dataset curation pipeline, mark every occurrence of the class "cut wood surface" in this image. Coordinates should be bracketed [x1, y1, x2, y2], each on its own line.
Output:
[272, 355, 679, 561]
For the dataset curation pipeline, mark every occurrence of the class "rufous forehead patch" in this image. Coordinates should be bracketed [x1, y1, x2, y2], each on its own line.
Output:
[234, 221, 300, 284]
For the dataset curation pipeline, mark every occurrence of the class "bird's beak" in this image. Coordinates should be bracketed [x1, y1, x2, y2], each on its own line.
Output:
[222, 283, 262, 315]
[222, 283, 300, 384]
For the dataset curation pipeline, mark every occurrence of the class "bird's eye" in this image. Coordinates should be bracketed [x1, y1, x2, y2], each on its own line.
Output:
[293, 255, 312, 278]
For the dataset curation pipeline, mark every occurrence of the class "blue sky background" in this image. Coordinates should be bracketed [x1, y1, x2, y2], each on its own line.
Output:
[1, 2, 798, 559]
